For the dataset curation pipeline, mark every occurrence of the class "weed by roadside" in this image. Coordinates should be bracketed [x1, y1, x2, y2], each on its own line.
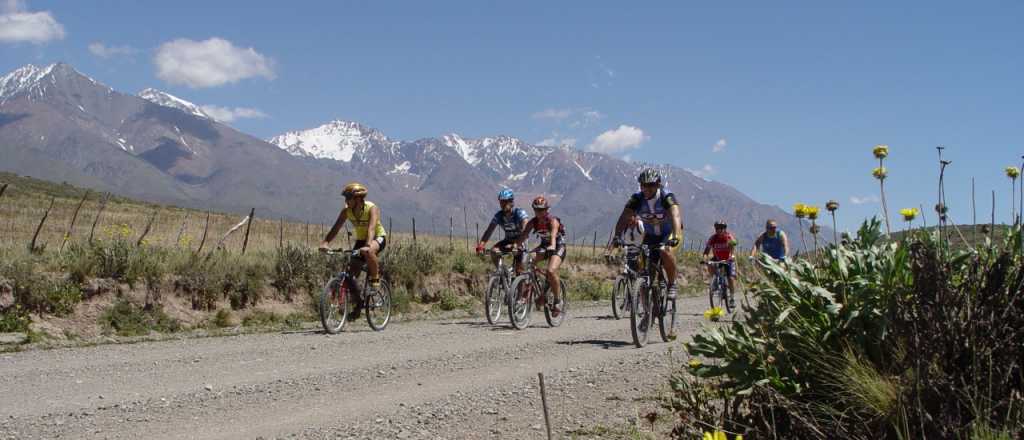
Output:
[100, 299, 181, 337]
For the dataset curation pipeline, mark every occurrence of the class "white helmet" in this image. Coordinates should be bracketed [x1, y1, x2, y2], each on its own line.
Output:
[621, 221, 645, 247]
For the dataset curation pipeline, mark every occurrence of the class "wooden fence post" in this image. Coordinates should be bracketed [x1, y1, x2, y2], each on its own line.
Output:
[591, 230, 597, 258]
[278, 217, 284, 249]
[29, 197, 55, 252]
[136, 208, 159, 247]
[241, 208, 255, 254]
[60, 190, 90, 252]
[449, 216, 454, 249]
[195, 211, 211, 255]
[412, 217, 417, 244]
[87, 193, 111, 244]
[0, 183, 7, 200]
[305, 222, 310, 246]
[175, 213, 191, 248]
[463, 205, 470, 251]
[538, 373, 553, 440]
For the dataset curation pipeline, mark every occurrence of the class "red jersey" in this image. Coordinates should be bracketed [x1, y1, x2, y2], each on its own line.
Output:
[706, 232, 736, 261]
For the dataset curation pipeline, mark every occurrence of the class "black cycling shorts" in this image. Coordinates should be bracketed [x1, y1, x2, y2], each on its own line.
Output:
[532, 241, 567, 261]
[353, 236, 387, 254]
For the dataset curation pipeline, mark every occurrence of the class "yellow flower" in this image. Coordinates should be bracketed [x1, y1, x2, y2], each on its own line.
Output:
[689, 359, 702, 369]
[872, 166, 887, 180]
[873, 144, 889, 159]
[1006, 166, 1020, 179]
[704, 433, 714, 440]
[804, 205, 820, 221]
[900, 208, 918, 222]
[703, 307, 725, 321]
[793, 203, 807, 218]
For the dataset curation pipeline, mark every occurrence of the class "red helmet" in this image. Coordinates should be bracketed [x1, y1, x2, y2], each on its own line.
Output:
[531, 196, 549, 209]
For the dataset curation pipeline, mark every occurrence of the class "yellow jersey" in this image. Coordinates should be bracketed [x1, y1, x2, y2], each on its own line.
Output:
[344, 200, 387, 240]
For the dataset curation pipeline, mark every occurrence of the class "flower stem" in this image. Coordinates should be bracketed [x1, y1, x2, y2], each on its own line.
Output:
[879, 158, 892, 236]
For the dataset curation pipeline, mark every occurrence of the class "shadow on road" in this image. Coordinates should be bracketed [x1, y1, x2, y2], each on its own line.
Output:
[556, 339, 633, 349]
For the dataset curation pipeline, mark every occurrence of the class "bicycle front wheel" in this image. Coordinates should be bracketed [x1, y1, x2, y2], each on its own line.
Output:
[543, 279, 567, 328]
[630, 280, 652, 348]
[319, 277, 348, 334]
[611, 277, 627, 320]
[659, 292, 677, 342]
[508, 275, 533, 330]
[484, 275, 504, 325]
[365, 280, 392, 331]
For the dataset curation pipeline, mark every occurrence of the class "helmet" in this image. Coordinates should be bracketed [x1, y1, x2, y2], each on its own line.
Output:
[637, 168, 661, 186]
[342, 182, 368, 198]
[531, 196, 549, 209]
[498, 188, 514, 201]
[714, 220, 728, 229]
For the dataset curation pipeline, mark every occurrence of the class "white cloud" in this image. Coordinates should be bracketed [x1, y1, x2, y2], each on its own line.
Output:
[154, 37, 275, 88]
[587, 125, 648, 154]
[686, 164, 716, 179]
[532, 108, 573, 121]
[0, 1, 65, 44]
[712, 138, 727, 153]
[88, 42, 138, 58]
[199, 105, 267, 123]
[850, 195, 880, 205]
[537, 137, 577, 148]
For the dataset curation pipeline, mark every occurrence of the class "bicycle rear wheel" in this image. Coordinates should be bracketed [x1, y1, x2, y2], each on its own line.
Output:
[365, 279, 392, 331]
[659, 292, 677, 342]
[484, 275, 504, 325]
[508, 275, 533, 330]
[319, 277, 348, 334]
[543, 279, 567, 327]
[630, 280, 652, 348]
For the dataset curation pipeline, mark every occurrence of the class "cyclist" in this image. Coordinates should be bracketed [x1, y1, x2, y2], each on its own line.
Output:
[750, 219, 788, 262]
[608, 168, 684, 299]
[514, 195, 566, 317]
[476, 188, 529, 274]
[319, 182, 387, 317]
[703, 220, 737, 308]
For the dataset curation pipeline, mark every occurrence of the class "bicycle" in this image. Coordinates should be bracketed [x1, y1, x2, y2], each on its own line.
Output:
[704, 260, 734, 313]
[607, 245, 641, 320]
[319, 248, 393, 333]
[630, 243, 677, 348]
[482, 247, 520, 325]
[507, 250, 568, 330]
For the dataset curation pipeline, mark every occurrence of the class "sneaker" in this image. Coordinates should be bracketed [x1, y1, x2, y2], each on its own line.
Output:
[667, 284, 678, 300]
[550, 304, 561, 318]
[347, 305, 361, 320]
[728, 297, 736, 309]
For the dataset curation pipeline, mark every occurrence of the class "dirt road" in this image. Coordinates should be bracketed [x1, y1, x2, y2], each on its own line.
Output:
[0, 297, 710, 439]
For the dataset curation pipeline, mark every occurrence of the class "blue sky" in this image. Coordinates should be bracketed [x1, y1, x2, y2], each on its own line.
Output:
[2, 1, 1023, 232]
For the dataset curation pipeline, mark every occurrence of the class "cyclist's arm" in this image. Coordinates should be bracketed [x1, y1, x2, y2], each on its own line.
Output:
[322, 209, 349, 248]
[727, 236, 738, 260]
[366, 204, 381, 243]
[782, 232, 790, 258]
[750, 234, 762, 257]
[479, 222, 498, 245]
[607, 207, 635, 251]
[702, 239, 711, 260]
[669, 203, 682, 242]
[514, 221, 535, 248]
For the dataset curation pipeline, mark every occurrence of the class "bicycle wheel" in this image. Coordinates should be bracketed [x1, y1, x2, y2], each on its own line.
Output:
[659, 290, 677, 342]
[508, 274, 533, 330]
[611, 277, 627, 320]
[543, 279, 567, 327]
[319, 277, 348, 334]
[630, 280, 652, 348]
[484, 275, 504, 325]
[365, 279, 392, 331]
[708, 275, 722, 310]
[723, 280, 734, 314]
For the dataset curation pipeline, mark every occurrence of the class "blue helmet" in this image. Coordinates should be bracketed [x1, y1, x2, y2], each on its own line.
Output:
[498, 188, 514, 201]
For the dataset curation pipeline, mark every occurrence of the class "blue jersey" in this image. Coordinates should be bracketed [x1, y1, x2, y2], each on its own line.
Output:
[491, 208, 529, 240]
[758, 230, 787, 260]
[625, 189, 678, 237]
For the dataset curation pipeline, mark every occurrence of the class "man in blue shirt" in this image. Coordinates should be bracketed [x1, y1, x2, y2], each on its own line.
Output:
[476, 188, 529, 273]
[750, 219, 788, 262]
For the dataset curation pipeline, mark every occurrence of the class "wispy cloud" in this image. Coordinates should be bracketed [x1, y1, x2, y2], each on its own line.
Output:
[850, 195, 880, 205]
[0, 1, 65, 44]
[686, 164, 716, 179]
[199, 105, 268, 123]
[587, 125, 648, 154]
[154, 37, 275, 88]
[532, 107, 605, 128]
[88, 42, 138, 58]
[537, 136, 577, 148]
[531, 108, 573, 121]
[712, 138, 727, 153]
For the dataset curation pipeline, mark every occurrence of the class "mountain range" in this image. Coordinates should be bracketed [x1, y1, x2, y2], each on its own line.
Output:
[0, 62, 810, 245]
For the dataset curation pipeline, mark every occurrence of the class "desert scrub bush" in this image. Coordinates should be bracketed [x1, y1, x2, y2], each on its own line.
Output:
[174, 254, 226, 310]
[241, 310, 306, 329]
[100, 299, 181, 336]
[674, 219, 1024, 439]
[0, 305, 31, 333]
[436, 289, 469, 312]
[223, 259, 267, 310]
[60, 242, 97, 284]
[91, 234, 134, 281]
[566, 276, 610, 301]
[1, 260, 81, 316]
[210, 308, 234, 328]
[271, 245, 325, 301]
[128, 246, 168, 305]
[390, 285, 412, 314]
[385, 242, 442, 289]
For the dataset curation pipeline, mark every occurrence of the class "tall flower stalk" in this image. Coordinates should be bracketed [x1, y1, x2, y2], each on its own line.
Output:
[826, 200, 840, 246]
[806, 205, 821, 253]
[793, 203, 809, 254]
[873, 144, 892, 236]
[1006, 166, 1020, 224]
[900, 207, 919, 233]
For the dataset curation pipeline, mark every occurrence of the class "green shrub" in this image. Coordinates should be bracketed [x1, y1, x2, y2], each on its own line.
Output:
[2, 260, 82, 316]
[242, 310, 304, 328]
[437, 289, 466, 311]
[211, 308, 234, 328]
[100, 299, 181, 336]
[61, 242, 96, 284]
[224, 260, 267, 310]
[0, 305, 31, 333]
[174, 255, 224, 310]
[92, 238, 133, 281]
[567, 276, 610, 301]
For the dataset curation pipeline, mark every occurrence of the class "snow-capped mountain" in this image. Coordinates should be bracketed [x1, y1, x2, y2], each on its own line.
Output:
[137, 88, 212, 120]
[0, 62, 810, 242]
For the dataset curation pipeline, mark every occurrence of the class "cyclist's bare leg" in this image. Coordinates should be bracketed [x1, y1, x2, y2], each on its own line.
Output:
[360, 240, 381, 284]
[545, 254, 563, 303]
[488, 245, 502, 269]
[659, 248, 677, 287]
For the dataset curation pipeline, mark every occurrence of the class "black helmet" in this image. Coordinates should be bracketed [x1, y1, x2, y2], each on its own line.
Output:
[637, 168, 661, 186]
[714, 220, 728, 229]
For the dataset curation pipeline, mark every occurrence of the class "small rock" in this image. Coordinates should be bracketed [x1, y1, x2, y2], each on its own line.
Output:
[204, 384, 213, 391]
[0, 333, 27, 345]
